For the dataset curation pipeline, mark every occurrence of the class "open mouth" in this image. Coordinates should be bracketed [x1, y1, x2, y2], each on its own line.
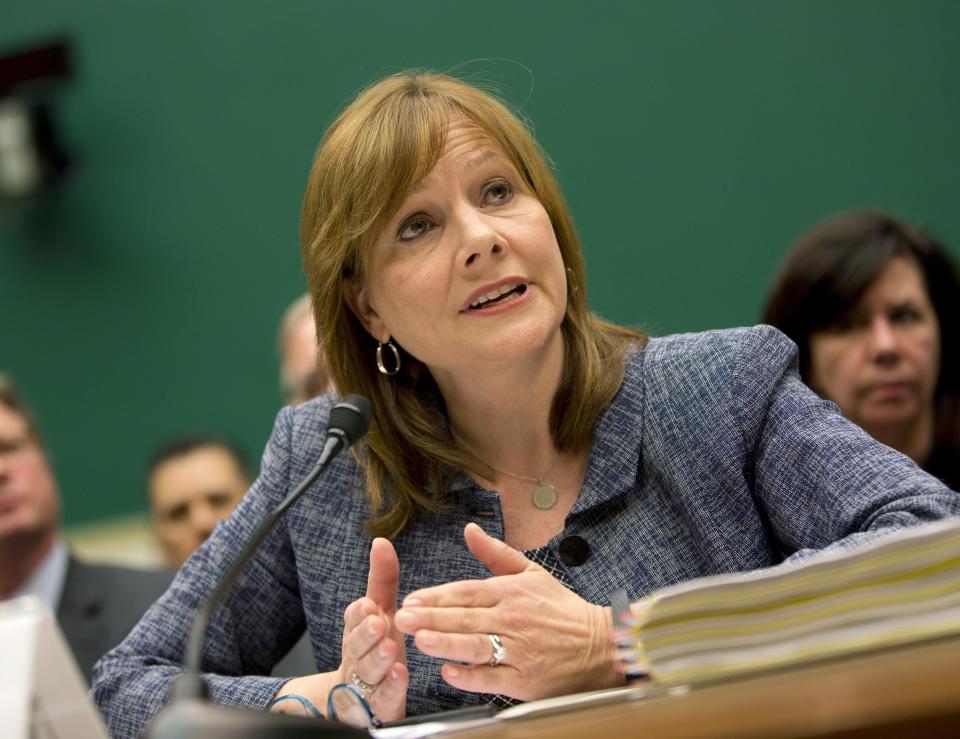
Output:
[468, 283, 527, 310]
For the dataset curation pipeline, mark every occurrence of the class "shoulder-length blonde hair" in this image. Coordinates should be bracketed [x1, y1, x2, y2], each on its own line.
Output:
[301, 71, 644, 538]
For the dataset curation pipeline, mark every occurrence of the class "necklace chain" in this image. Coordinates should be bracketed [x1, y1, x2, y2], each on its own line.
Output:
[485, 462, 556, 486]
[451, 431, 561, 510]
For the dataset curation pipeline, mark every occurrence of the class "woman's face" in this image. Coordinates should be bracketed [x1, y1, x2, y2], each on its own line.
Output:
[808, 256, 941, 436]
[347, 116, 567, 381]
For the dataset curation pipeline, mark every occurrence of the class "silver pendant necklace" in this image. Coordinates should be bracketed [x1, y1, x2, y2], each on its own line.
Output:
[452, 433, 560, 510]
[495, 468, 559, 511]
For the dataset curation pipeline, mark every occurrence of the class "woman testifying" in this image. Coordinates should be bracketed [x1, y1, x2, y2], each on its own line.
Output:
[92, 73, 960, 735]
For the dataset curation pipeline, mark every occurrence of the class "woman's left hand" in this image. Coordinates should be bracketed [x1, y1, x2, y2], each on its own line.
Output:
[393, 523, 621, 700]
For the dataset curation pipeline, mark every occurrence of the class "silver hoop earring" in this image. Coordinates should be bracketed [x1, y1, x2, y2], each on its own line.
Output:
[376, 339, 401, 376]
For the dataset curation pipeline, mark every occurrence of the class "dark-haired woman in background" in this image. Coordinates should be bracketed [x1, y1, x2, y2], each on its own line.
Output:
[764, 210, 960, 489]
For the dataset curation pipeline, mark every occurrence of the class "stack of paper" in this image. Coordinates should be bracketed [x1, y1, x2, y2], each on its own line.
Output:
[629, 518, 960, 686]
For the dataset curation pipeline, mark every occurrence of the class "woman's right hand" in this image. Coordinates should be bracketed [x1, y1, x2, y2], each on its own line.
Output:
[270, 537, 408, 724]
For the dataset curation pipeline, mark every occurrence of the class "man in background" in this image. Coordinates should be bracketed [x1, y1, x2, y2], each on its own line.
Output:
[146, 433, 316, 675]
[278, 292, 332, 404]
[147, 435, 250, 566]
[0, 374, 171, 684]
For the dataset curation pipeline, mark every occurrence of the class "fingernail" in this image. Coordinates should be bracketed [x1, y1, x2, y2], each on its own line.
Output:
[378, 644, 389, 660]
[446, 665, 460, 679]
[395, 611, 415, 629]
[390, 668, 399, 681]
[404, 597, 423, 607]
[419, 631, 437, 647]
[367, 621, 378, 637]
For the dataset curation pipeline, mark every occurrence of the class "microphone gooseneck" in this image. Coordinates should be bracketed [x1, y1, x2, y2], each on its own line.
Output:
[172, 395, 372, 704]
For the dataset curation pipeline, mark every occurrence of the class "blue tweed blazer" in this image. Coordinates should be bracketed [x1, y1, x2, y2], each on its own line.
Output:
[92, 326, 959, 736]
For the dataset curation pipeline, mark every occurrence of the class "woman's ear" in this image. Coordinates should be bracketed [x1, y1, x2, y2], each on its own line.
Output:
[343, 279, 386, 341]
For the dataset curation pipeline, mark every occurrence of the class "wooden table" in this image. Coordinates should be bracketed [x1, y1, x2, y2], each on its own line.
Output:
[453, 636, 960, 738]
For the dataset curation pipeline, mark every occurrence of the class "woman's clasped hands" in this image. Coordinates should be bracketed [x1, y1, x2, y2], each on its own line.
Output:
[394, 523, 620, 701]
[272, 523, 619, 724]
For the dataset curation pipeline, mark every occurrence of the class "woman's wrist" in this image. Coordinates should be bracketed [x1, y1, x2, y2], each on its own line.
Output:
[269, 672, 336, 716]
[586, 604, 623, 690]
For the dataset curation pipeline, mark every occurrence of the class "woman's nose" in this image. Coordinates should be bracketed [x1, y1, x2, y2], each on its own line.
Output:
[457, 209, 506, 268]
[868, 317, 900, 362]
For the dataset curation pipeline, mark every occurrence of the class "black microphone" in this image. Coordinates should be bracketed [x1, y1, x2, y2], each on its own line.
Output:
[315, 396, 373, 470]
[149, 395, 373, 739]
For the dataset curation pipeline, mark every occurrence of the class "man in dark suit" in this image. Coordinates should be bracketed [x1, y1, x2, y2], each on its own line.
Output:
[0, 374, 171, 684]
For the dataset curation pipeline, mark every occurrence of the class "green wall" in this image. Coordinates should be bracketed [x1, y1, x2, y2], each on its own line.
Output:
[3, 1, 958, 525]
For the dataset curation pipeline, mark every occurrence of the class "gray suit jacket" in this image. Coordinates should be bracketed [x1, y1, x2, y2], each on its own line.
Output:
[57, 555, 173, 684]
[93, 326, 960, 735]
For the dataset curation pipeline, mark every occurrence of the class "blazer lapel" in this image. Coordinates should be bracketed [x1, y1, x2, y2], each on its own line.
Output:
[56, 556, 108, 684]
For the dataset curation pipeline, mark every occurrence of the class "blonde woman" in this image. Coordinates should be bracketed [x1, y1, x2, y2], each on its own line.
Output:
[92, 73, 960, 735]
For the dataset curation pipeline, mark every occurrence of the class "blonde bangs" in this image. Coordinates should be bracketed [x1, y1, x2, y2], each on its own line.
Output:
[305, 89, 451, 272]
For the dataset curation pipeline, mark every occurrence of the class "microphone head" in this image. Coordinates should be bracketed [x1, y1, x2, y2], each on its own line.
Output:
[328, 394, 373, 447]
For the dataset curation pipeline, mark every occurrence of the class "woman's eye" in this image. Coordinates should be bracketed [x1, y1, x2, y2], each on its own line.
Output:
[890, 305, 922, 324]
[398, 216, 434, 241]
[825, 315, 857, 334]
[481, 180, 513, 206]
